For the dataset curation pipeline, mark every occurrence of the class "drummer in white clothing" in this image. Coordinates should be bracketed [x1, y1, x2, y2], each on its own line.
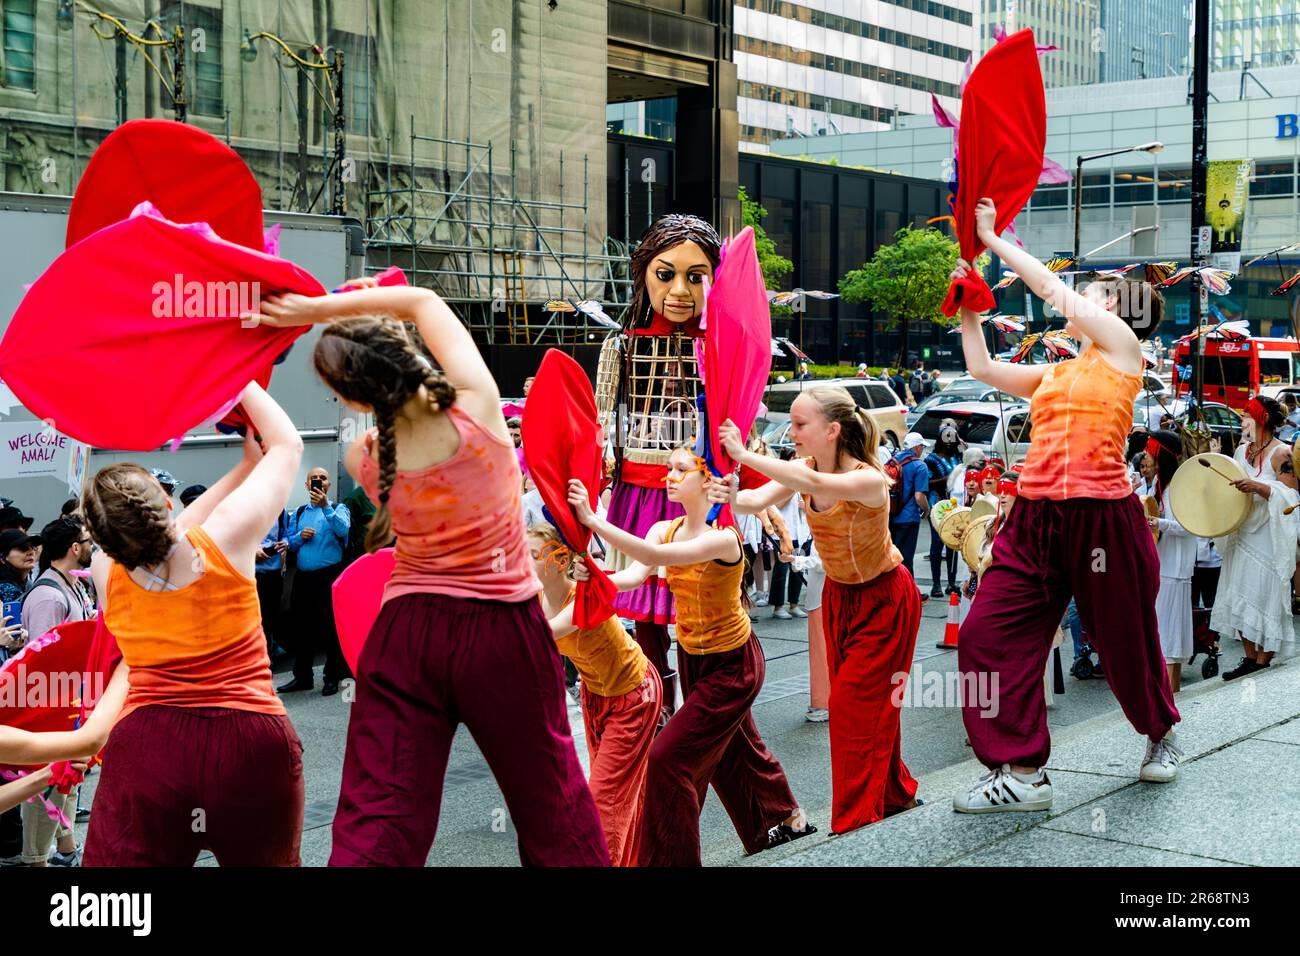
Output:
[1142, 431, 1195, 693]
[1212, 396, 1300, 680]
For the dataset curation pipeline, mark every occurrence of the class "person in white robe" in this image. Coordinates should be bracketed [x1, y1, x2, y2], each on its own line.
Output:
[1212, 441, 1300, 679]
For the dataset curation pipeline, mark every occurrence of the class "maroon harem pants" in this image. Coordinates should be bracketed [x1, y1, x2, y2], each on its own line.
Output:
[637, 632, 798, 866]
[958, 495, 1180, 769]
[329, 592, 609, 867]
[822, 564, 922, 833]
[83, 705, 305, 867]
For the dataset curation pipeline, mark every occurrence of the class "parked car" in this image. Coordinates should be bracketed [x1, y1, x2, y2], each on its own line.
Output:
[760, 378, 907, 452]
[911, 401, 1034, 462]
[907, 383, 1021, 428]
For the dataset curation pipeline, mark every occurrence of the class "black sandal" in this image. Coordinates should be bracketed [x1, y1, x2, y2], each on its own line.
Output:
[884, 797, 924, 818]
[764, 821, 819, 850]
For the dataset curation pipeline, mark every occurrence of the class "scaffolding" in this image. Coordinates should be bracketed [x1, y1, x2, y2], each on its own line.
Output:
[364, 123, 633, 345]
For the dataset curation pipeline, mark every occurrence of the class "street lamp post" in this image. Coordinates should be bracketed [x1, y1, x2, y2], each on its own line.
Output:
[240, 30, 347, 216]
[1073, 141, 1165, 266]
[74, 2, 187, 124]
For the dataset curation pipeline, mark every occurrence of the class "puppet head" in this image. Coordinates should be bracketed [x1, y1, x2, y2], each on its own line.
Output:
[627, 214, 722, 328]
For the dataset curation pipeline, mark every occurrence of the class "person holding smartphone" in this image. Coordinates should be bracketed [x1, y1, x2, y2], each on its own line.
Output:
[280, 468, 351, 696]
[0, 528, 40, 662]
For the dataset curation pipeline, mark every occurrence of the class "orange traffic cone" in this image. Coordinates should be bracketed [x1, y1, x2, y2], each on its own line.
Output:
[936, 590, 960, 649]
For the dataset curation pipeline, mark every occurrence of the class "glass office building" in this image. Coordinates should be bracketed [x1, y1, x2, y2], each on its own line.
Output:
[1099, 0, 1192, 81]
[733, 0, 977, 152]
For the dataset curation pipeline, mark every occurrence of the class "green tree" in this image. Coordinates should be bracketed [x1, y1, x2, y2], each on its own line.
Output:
[739, 187, 793, 315]
[839, 225, 973, 368]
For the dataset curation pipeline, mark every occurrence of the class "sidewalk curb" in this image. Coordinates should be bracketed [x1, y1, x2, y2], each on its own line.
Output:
[728, 654, 1299, 867]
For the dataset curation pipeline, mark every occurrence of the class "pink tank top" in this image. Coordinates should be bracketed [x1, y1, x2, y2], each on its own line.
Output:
[358, 404, 541, 605]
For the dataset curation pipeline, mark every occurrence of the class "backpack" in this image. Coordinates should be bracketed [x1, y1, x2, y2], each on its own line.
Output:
[885, 451, 915, 518]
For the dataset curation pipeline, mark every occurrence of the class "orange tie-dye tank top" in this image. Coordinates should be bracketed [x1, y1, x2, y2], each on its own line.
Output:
[1017, 345, 1143, 500]
[358, 404, 541, 605]
[662, 518, 751, 656]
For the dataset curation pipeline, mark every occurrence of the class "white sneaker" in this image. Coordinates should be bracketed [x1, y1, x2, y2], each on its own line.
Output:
[790, 606, 808, 618]
[1139, 731, 1183, 783]
[805, 707, 830, 723]
[755, 594, 770, 607]
[773, 607, 793, 620]
[953, 764, 1053, 813]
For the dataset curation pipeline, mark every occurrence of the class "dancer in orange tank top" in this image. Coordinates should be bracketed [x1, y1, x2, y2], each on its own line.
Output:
[713, 389, 924, 833]
[254, 282, 607, 866]
[73, 381, 307, 866]
[947, 197, 1181, 814]
[530, 522, 661, 866]
[567, 446, 815, 865]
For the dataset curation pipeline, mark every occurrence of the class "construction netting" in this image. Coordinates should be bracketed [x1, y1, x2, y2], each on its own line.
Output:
[0, 0, 610, 309]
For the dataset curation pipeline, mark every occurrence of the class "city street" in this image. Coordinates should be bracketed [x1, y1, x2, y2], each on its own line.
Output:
[64, 521, 1294, 867]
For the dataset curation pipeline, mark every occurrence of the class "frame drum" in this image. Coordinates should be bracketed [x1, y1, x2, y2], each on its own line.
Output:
[939, 507, 972, 549]
[930, 497, 960, 533]
[1167, 453, 1251, 538]
[1141, 494, 1161, 542]
[961, 514, 997, 575]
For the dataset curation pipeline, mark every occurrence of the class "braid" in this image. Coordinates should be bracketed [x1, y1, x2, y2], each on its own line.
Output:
[366, 404, 399, 554]
[81, 464, 176, 570]
[421, 368, 457, 412]
[314, 315, 462, 554]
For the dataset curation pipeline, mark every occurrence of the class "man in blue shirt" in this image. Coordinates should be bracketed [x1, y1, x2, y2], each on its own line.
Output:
[279, 468, 352, 697]
[889, 433, 932, 603]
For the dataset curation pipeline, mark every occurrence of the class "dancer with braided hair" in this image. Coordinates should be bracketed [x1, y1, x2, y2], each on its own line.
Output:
[254, 284, 608, 867]
[76, 381, 306, 866]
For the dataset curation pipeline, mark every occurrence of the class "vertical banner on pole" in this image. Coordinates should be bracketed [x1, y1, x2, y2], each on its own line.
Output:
[1205, 158, 1251, 272]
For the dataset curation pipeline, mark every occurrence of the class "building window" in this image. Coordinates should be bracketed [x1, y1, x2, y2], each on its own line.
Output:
[1250, 159, 1295, 197]
[1156, 167, 1191, 203]
[329, 30, 376, 136]
[161, 2, 223, 117]
[1081, 172, 1111, 207]
[1113, 168, 1155, 205]
[1030, 183, 1069, 209]
[2, 0, 35, 91]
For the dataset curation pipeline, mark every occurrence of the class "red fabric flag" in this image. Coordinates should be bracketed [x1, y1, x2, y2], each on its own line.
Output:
[703, 228, 772, 526]
[66, 119, 265, 251]
[940, 30, 1047, 317]
[522, 349, 617, 629]
[0, 203, 322, 450]
[332, 547, 397, 675]
[0, 619, 99, 771]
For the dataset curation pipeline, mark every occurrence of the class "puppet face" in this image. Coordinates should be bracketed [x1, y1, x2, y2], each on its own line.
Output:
[646, 241, 714, 322]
